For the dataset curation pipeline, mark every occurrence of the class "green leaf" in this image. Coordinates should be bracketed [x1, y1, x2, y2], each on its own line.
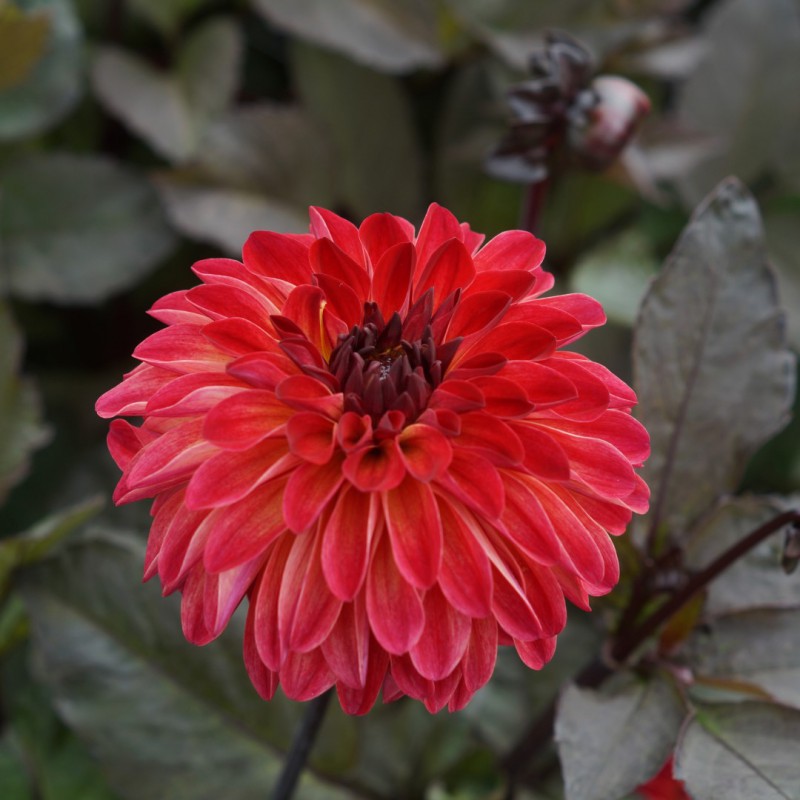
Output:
[127, 0, 215, 38]
[252, 0, 443, 73]
[555, 675, 685, 800]
[0, 153, 177, 304]
[0, 0, 83, 141]
[0, 497, 102, 598]
[688, 608, 800, 710]
[0, 301, 49, 505]
[570, 230, 659, 327]
[292, 42, 423, 219]
[154, 104, 335, 251]
[675, 703, 800, 799]
[0, 3, 50, 92]
[676, 0, 800, 203]
[685, 497, 800, 614]
[634, 178, 796, 541]
[16, 528, 380, 799]
[91, 17, 242, 163]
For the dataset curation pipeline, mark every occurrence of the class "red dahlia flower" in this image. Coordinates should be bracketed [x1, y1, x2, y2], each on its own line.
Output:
[96, 204, 649, 714]
[637, 758, 691, 800]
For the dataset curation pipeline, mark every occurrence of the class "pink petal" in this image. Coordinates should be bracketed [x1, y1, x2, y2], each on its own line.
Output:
[180, 564, 213, 645]
[438, 498, 493, 618]
[282, 456, 345, 533]
[202, 390, 293, 451]
[462, 616, 498, 692]
[383, 476, 443, 589]
[157, 504, 214, 593]
[96, 364, 174, 418]
[145, 373, 246, 417]
[409, 584, 471, 681]
[279, 647, 336, 701]
[252, 535, 293, 670]
[366, 532, 424, 654]
[203, 552, 266, 638]
[149, 290, 210, 325]
[371, 242, 414, 318]
[515, 636, 557, 669]
[185, 437, 296, 509]
[107, 419, 152, 471]
[321, 595, 370, 688]
[203, 476, 288, 573]
[336, 636, 389, 715]
[144, 488, 183, 580]
[244, 599, 279, 700]
[278, 528, 341, 653]
[322, 487, 378, 600]
[473, 230, 545, 273]
[202, 318, 275, 357]
[133, 324, 229, 373]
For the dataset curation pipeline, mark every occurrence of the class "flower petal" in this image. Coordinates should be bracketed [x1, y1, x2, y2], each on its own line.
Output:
[283, 456, 346, 533]
[203, 390, 293, 451]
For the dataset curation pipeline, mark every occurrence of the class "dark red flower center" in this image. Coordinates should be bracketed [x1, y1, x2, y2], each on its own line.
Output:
[328, 294, 462, 425]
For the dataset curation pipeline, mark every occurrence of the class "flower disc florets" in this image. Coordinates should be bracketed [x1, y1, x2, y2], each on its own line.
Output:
[97, 204, 650, 714]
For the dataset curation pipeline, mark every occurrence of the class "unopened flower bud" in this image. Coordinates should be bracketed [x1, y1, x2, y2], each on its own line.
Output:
[569, 75, 651, 170]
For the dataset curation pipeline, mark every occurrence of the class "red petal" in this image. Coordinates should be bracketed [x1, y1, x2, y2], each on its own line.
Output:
[500, 361, 578, 408]
[315, 273, 363, 329]
[336, 636, 389, 715]
[436, 449, 504, 519]
[281, 284, 328, 355]
[473, 230, 545, 273]
[447, 290, 511, 339]
[286, 411, 336, 464]
[465, 270, 535, 302]
[185, 437, 296, 509]
[468, 375, 534, 418]
[310, 237, 370, 304]
[414, 239, 475, 308]
[455, 412, 523, 466]
[107, 419, 153, 472]
[546, 357, 611, 421]
[283, 456, 345, 533]
[504, 303, 583, 344]
[149, 290, 210, 325]
[398, 423, 453, 481]
[359, 212, 414, 267]
[203, 476, 288, 573]
[180, 565, 213, 645]
[310, 206, 365, 269]
[202, 390, 292, 451]
[371, 241, 414, 318]
[509, 421, 571, 480]
[366, 532, 424, 654]
[383, 476, 443, 589]
[276, 375, 343, 419]
[537, 293, 605, 328]
[227, 351, 299, 390]
[187, 284, 273, 327]
[157, 504, 213, 593]
[555, 433, 637, 499]
[414, 203, 463, 282]
[322, 487, 378, 600]
[243, 230, 312, 285]
[343, 437, 406, 492]
[429, 380, 486, 414]
[438, 499, 493, 618]
[410, 584, 471, 681]
[203, 552, 266, 638]
[278, 528, 341, 653]
[455, 322, 556, 365]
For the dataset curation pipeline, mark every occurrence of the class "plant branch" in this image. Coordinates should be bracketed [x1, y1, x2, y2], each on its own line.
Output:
[271, 690, 333, 800]
[502, 508, 800, 794]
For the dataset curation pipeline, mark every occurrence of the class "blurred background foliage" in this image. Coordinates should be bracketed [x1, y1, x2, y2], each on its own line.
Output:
[0, 0, 799, 798]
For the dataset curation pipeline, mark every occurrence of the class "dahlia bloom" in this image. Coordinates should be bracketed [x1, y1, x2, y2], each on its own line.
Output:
[97, 204, 649, 714]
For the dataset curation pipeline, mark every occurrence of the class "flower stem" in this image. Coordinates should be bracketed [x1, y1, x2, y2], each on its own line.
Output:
[502, 508, 800, 794]
[521, 179, 549, 235]
[271, 690, 333, 800]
